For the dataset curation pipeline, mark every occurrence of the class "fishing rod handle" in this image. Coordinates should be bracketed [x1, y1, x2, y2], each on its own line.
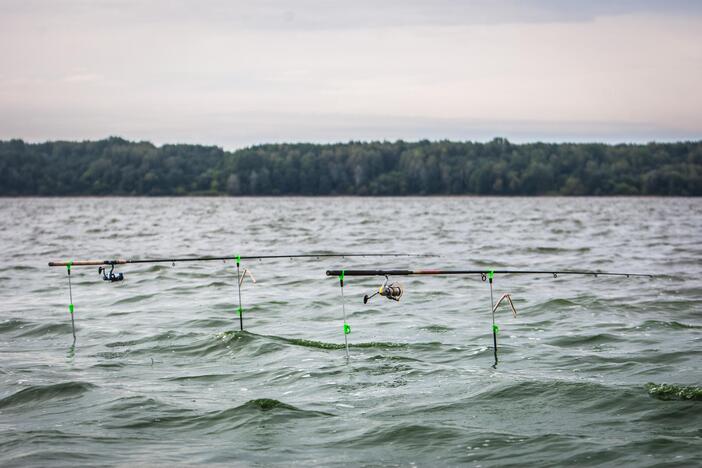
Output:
[48, 259, 127, 267]
[327, 270, 414, 276]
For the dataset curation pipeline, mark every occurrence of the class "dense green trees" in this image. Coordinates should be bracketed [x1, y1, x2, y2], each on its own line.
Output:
[0, 137, 700, 196]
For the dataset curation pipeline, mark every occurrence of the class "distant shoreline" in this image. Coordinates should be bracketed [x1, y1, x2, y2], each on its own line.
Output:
[2, 137, 700, 196]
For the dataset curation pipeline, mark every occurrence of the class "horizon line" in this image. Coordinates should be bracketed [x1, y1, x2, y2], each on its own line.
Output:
[3, 135, 702, 152]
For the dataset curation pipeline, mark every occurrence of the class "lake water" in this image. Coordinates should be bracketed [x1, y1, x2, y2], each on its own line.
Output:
[1, 197, 701, 466]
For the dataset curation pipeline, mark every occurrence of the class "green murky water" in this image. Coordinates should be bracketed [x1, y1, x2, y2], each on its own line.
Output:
[1, 197, 701, 466]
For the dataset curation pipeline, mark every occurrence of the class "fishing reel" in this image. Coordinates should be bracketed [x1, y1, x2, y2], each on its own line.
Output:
[363, 276, 403, 304]
[98, 264, 124, 282]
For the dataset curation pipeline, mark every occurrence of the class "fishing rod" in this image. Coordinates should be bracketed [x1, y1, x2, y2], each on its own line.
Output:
[326, 269, 654, 278]
[48, 253, 428, 268]
[326, 268, 655, 365]
[51, 252, 429, 341]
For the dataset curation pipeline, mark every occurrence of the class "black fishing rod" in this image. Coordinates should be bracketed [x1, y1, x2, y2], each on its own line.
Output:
[326, 267, 655, 366]
[326, 269, 654, 278]
[51, 252, 430, 341]
[49, 252, 429, 268]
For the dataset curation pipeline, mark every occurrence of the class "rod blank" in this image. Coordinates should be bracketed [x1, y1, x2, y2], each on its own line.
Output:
[49, 253, 429, 268]
[326, 269, 654, 278]
[49, 259, 128, 267]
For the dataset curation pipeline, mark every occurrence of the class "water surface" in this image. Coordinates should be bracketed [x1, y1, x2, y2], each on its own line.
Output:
[1, 197, 701, 466]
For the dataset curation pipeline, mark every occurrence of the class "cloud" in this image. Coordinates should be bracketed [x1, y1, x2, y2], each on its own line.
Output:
[63, 73, 102, 83]
[0, 1, 700, 147]
[3, 0, 702, 30]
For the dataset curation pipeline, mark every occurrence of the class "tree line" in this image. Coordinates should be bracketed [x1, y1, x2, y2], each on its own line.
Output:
[1, 137, 700, 196]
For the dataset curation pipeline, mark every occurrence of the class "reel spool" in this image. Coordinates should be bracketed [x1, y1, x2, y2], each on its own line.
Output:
[363, 276, 403, 304]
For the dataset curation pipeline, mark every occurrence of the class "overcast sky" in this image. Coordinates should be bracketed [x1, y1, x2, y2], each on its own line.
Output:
[1, 0, 701, 148]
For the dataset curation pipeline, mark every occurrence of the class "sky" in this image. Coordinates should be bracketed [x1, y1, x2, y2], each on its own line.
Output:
[0, 0, 701, 149]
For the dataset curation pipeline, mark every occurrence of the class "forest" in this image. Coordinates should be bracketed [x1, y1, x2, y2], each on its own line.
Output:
[1, 137, 700, 196]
